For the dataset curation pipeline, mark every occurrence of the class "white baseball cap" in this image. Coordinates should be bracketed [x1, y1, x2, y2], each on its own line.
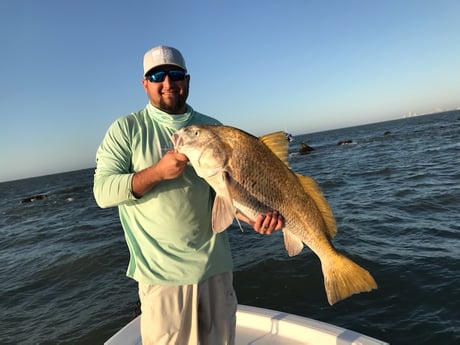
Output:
[143, 45, 187, 76]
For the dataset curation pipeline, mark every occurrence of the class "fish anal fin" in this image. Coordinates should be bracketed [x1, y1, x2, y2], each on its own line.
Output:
[296, 173, 337, 239]
[282, 229, 304, 256]
[259, 131, 289, 166]
[211, 195, 235, 233]
[322, 253, 378, 305]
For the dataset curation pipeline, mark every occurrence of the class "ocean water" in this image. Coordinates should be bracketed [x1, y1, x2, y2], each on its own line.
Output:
[1, 110, 459, 345]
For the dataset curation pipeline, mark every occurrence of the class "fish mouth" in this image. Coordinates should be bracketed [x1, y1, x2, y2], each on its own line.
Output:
[172, 132, 184, 150]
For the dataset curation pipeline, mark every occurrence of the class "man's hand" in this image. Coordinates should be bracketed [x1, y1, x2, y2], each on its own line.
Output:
[155, 150, 189, 180]
[132, 150, 188, 197]
[237, 211, 284, 235]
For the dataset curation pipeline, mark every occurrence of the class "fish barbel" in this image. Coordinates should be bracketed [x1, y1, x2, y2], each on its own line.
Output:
[172, 125, 377, 305]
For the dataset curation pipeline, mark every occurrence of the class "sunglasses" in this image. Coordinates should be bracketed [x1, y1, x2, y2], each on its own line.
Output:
[146, 69, 187, 82]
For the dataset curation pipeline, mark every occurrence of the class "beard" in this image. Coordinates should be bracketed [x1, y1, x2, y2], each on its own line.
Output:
[157, 89, 189, 114]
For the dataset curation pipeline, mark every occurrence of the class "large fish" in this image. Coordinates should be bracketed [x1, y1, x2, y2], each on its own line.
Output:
[172, 125, 377, 305]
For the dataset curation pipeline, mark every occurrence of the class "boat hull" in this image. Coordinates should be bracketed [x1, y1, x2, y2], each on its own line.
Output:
[104, 304, 388, 345]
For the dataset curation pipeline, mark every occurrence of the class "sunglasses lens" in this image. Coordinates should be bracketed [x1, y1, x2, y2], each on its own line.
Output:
[149, 71, 166, 82]
[168, 70, 186, 81]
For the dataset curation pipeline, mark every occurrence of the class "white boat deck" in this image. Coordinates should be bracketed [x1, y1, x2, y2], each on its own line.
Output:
[105, 304, 389, 345]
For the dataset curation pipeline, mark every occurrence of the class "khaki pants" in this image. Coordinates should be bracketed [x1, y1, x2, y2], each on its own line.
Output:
[138, 272, 237, 345]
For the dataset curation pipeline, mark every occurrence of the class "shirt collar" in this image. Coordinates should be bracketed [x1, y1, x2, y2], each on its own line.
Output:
[146, 103, 195, 130]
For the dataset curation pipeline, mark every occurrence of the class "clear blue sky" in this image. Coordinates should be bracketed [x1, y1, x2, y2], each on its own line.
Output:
[1, 0, 459, 182]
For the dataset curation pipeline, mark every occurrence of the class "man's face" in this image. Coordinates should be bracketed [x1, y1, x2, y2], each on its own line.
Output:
[142, 65, 190, 114]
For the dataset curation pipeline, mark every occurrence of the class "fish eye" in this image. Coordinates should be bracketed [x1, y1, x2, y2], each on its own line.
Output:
[194, 130, 200, 137]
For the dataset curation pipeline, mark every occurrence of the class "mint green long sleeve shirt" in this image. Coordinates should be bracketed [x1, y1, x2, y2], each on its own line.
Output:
[93, 103, 233, 285]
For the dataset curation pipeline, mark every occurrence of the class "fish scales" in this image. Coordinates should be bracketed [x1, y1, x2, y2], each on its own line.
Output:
[199, 126, 326, 243]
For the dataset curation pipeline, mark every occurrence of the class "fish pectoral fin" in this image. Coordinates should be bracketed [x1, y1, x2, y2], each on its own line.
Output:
[282, 229, 304, 256]
[207, 171, 237, 233]
[259, 131, 290, 166]
[211, 195, 236, 233]
[296, 173, 337, 239]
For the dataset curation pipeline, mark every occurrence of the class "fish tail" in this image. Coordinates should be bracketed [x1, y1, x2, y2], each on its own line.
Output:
[322, 252, 377, 305]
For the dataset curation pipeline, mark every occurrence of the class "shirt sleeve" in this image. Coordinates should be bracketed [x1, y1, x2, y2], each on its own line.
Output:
[93, 117, 137, 208]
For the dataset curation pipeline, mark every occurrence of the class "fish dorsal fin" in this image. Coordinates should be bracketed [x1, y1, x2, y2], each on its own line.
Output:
[296, 173, 337, 239]
[259, 131, 289, 166]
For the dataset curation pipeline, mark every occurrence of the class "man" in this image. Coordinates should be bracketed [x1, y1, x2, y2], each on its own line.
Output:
[93, 45, 283, 345]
